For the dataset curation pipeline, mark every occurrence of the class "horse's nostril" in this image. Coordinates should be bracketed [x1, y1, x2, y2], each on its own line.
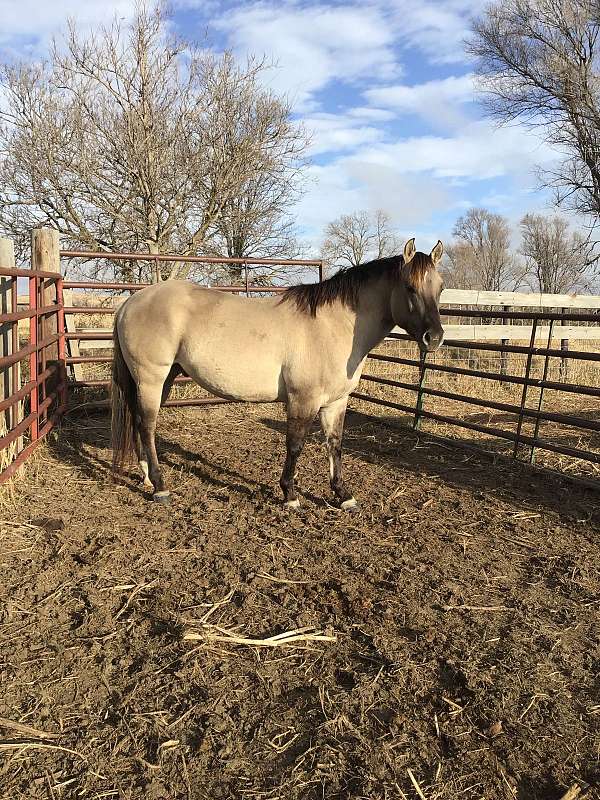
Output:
[422, 331, 431, 347]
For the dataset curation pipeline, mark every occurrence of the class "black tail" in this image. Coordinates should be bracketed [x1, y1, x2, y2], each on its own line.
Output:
[111, 318, 137, 473]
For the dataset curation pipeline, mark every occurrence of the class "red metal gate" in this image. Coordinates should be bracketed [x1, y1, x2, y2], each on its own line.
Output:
[0, 263, 67, 482]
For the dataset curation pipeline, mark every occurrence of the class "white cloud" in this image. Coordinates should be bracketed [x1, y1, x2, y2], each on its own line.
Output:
[293, 117, 557, 247]
[345, 120, 558, 181]
[212, 2, 401, 110]
[365, 74, 476, 130]
[0, 0, 137, 55]
[347, 106, 397, 123]
[294, 158, 452, 242]
[388, 0, 489, 64]
[303, 112, 384, 156]
[347, 161, 451, 226]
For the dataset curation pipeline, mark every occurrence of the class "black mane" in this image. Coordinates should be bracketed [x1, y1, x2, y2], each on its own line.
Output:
[281, 255, 402, 317]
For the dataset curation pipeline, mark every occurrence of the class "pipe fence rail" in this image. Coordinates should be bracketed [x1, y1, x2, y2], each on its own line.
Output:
[0, 228, 599, 488]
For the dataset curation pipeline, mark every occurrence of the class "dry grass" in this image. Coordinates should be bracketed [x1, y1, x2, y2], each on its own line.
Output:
[182, 589, 336, 649]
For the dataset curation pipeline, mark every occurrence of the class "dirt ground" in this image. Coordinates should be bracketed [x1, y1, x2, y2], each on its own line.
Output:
[1, 403, 599, 800]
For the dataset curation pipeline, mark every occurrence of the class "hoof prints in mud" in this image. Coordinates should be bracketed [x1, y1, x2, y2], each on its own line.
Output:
[1, 404, 599, 800]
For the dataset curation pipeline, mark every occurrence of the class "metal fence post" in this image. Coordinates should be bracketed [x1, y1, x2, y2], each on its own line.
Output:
[530, 318, 555, 464]
[513, 318, 538, 457]
[56, 276, 67, 413]
[413, 353, 428, 431]
[500, 305, 511, 384]
[0, 238, 17, 438]
[559, 308, 569, 382]
[28, 270, 39, 442]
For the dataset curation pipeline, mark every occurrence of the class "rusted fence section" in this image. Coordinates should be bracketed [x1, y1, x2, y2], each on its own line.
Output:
[0, 230, 67, 483]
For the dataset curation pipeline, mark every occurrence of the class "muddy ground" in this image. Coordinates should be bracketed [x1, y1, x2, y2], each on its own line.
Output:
[1, 403, 599, 800]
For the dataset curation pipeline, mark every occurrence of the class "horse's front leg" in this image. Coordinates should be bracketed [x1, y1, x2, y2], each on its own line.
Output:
[280, 403, 318, 509]
[319, 396, 358, 512]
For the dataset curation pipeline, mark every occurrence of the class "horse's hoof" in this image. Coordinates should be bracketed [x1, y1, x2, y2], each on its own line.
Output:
[153, 491, 171, 504]
[341, 498, 360, 513]
[142, 479, 154, 491]
[284, 499, 301, 512]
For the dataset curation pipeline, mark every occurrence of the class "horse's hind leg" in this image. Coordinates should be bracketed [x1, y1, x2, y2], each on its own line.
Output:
[134, 425, 153, 491]
[137, 376, 171, 503]
[134, 363, 179, 491]
[161, 364, 182, 406]
[319, 396, 357, 511]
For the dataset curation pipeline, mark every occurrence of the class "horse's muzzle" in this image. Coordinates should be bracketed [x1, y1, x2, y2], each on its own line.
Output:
[421, 327, 444, 353]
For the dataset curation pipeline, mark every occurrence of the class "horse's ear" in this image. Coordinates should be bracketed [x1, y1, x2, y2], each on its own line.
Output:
[403, 238, 416, 264]
[430, 240, 444, 264]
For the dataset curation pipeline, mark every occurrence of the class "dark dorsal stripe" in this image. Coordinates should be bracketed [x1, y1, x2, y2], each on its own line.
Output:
[282, 253, 434, 316]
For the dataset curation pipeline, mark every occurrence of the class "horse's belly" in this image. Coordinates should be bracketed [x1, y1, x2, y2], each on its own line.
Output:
[180, 355, 283, 403]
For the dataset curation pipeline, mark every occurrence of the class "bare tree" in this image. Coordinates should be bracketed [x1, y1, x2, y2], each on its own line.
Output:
[520, 212, 597, 292]
[468, 0, 600, 227]
[0, 5, 308, 282]
[321, 209, 401, 271]
[206, 169, 307, 285]
[450, 207, 520, 291]
[443, 242, 482, 289]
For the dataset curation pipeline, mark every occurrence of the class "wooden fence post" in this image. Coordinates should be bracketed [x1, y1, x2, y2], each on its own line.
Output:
[31, 227, 61, 405]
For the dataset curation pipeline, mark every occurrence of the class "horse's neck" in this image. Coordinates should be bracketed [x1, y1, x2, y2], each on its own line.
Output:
[351, 276, 395, 358]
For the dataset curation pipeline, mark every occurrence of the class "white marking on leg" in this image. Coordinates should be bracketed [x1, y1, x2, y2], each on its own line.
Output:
[341, 497, 357, 510]
[285, 499, 300, 509]
[139, 460, 153, 490]
[328, 453, 335, 481]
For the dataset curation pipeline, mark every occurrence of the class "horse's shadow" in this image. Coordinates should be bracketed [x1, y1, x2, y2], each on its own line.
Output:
[49, 412, 327, 507]
[158, 436, 274, 501]
[259, 409, 599, 522]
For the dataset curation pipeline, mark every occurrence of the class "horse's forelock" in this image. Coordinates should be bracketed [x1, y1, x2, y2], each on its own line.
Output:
[405, 252, 436, 290]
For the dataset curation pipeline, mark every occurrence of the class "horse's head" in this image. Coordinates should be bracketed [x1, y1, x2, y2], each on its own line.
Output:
[390, 238, 445, 354]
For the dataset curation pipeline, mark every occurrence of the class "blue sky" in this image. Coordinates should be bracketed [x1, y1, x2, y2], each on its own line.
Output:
[0, 0, 560, 254]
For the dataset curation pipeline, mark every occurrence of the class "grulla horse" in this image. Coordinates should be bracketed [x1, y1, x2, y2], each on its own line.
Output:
[112, 238, 445, 510]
